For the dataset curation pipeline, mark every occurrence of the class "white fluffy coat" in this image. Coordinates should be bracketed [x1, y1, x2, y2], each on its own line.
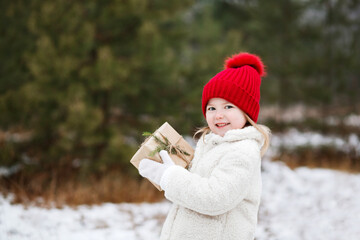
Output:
[159, 126, 264, 240]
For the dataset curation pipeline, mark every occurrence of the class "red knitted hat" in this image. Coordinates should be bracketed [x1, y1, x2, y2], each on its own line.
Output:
[201, 52, 266, 122]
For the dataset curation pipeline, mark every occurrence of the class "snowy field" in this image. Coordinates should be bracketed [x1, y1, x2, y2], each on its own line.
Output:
[1, 128, 360, 240]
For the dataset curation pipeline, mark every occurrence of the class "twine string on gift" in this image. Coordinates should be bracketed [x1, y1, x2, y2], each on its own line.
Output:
[142, 132, 190, 162]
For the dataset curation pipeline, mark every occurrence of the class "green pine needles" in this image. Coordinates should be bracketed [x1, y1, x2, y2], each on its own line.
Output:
[142, 132, 190, 158]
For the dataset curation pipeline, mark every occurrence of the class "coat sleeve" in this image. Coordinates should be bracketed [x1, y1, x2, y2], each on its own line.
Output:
[160, 140, 260, 216]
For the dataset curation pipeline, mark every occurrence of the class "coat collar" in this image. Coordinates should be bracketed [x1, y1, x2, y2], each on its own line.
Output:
[204, 126, 264, 147]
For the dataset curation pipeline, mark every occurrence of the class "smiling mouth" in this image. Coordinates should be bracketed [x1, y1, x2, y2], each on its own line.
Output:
[215, 123, 230, 128]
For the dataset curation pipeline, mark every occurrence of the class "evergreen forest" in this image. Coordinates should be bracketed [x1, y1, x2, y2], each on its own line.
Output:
[1, 0, 359, 204]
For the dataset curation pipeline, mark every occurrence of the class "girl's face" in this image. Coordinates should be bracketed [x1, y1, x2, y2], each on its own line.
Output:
[206, 98, 247, 137]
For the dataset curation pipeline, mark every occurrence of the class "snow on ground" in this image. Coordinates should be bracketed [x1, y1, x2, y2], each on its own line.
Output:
[258, 160, 360, 240]
[269, 128, 360, 156]
[0, 198, 171, 240]
[1, 129, 360, 240]
[2, 160, 360, 240]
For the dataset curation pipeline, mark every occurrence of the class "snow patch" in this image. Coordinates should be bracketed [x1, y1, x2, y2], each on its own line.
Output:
[1, 160, 360, 240]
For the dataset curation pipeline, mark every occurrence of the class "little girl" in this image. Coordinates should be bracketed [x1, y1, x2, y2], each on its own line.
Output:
[139, 52, 270, 240]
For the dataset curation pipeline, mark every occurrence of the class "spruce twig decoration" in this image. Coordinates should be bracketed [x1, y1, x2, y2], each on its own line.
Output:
[142, 132, 190, 158]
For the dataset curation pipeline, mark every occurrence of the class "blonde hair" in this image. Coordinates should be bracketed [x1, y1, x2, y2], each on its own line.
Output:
[194, 114, 271, 157]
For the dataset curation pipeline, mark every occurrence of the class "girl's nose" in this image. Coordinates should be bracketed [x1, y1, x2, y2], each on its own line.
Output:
[215, 112, 224, 120]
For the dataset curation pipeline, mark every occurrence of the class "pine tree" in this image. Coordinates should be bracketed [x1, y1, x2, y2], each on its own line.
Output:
[0, 0, 195, 174]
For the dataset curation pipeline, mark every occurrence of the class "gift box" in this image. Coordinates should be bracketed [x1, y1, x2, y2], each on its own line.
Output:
[130, 122, 194, 191]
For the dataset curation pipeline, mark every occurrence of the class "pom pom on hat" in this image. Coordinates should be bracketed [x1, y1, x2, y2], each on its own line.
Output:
[224, 52, 266, 77]
[202, 52, 266, 122]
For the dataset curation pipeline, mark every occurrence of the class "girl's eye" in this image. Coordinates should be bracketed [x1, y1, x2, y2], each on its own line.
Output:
[207, 106, 215, 111]
[225, 105, 234, 109]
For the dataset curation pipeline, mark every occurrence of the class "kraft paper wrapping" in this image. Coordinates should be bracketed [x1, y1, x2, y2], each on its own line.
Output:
[130, 122, 194, 191]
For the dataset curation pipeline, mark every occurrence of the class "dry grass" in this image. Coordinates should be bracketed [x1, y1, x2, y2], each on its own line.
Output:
[0, 170, 164, 208]
[274, 146, 360, 173]
[2, 146, 359, 207]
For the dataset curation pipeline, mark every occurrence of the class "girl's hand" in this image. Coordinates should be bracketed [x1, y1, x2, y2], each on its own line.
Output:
[139, 150, 175, 186]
